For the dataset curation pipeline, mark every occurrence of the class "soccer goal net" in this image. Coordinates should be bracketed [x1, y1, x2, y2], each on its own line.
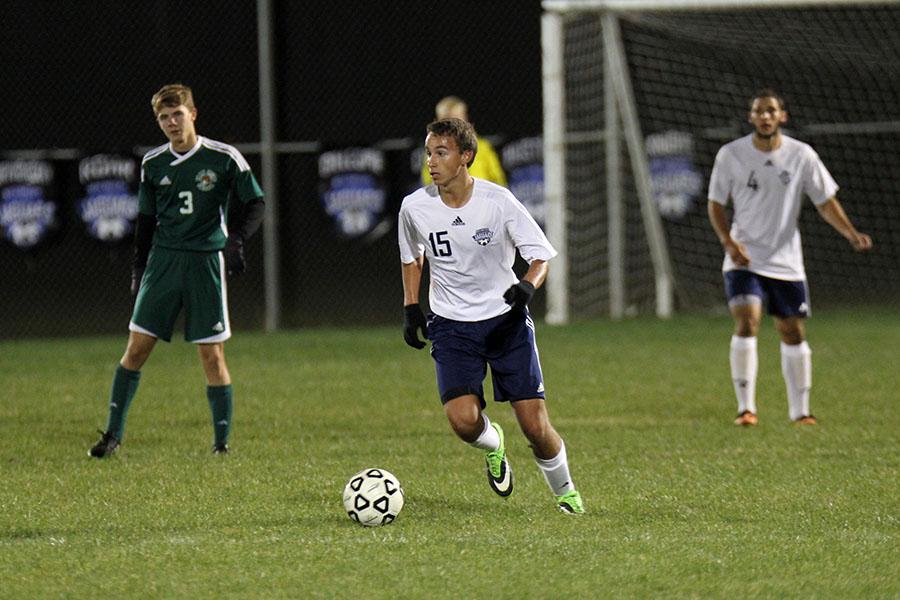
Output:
[541, 0, 900, 323]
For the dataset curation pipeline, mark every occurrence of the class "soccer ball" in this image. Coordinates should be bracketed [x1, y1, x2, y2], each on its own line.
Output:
[342, 468, 404, 527]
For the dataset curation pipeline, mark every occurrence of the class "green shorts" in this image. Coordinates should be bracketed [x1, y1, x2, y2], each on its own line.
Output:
[130, 245, 230, 343]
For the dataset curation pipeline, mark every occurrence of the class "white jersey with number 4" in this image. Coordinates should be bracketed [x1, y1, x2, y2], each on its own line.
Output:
[708, 134, 838, 280]
[398, 178, 557, 322]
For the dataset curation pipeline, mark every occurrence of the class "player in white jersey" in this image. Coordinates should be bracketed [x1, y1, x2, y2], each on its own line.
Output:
[707, 89, 872, 426]
[398, 118, 583, 514]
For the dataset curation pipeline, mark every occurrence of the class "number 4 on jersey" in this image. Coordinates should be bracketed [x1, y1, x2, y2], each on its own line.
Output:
[746, 170, 759, 191]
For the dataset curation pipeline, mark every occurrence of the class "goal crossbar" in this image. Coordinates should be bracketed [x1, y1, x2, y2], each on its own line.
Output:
[543, 0, 900, 14]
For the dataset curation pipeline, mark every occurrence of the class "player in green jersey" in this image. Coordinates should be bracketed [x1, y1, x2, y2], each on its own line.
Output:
[89, 83, 265, 458]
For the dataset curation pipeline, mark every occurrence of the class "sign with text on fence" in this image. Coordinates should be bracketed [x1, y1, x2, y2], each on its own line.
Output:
[0, 159, 58, 251]
[318, 147, 389, 240]
[646, 130, 703, 220]
[77, 154, 139, 244]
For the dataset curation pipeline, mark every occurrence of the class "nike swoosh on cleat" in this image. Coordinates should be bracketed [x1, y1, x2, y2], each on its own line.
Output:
[488, 460, 513, 496]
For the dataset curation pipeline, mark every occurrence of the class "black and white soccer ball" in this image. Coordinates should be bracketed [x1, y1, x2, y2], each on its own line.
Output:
[342, 468, 404, 527]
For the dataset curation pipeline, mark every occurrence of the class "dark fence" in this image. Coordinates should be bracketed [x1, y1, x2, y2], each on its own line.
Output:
[1, 1, 544, 338]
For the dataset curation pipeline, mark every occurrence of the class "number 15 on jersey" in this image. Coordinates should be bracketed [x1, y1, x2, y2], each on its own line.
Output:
[429, 231, 452, 256]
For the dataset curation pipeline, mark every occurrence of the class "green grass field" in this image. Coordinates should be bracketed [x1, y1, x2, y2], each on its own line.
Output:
[1, 309, 898, 599]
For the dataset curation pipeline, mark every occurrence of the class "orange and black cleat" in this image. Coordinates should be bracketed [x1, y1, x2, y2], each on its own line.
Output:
[793, 415, 818, 425]
[734, 410, 758, 426]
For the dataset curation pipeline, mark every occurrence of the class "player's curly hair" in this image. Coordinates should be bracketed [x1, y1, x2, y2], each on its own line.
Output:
[151, 83, 195, 115]
[427, 118, 478, 168]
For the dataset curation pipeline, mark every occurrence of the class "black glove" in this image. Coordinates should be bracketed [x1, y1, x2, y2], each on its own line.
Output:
[403, 303, 428, 349]
[503, 280, 535, 312]
[130, 267, 144, 296]
[224, 236, 245, 275]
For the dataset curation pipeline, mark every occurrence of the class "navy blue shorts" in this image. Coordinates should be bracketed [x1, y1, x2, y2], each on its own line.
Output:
[427, 309, 546, 406]
[724, 270, 810, 318]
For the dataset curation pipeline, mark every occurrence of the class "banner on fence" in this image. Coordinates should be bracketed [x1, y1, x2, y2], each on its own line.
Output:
[318, 147, 389, 239]
[76, 154, 139, 243]
[0, 159, 58, 250]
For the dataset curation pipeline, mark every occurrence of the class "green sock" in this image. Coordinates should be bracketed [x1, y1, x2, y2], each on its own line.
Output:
[207, 384, 233, 446]
[105, 365, 141, 440]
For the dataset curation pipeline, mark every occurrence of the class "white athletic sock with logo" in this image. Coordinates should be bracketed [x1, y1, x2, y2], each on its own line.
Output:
[781, 341, 812, 420]
[535, 440, 575, 496]
[730, 335, 758, 414]
[469, 413, 500, 451]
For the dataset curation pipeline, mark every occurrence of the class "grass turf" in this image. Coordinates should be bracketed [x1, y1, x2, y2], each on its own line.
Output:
[1, 309, 897, 598]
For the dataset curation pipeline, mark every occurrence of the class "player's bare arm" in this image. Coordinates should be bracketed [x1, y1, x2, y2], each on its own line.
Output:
[815, 197, 873, 252]
[401, 256, 424, 306]
[522, 259, 549, 289]
[707, 201, 750, 266]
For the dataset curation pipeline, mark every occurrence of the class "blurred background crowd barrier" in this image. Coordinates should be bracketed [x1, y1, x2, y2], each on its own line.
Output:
[1, 1, 897, 339]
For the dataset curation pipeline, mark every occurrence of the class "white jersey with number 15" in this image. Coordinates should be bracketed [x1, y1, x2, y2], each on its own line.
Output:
[398, 178, 556, 322]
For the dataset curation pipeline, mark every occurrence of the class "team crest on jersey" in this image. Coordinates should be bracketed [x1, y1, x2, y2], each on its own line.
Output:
[779, 170, 792, 185]
[472, 227, 493, 246]
[195, 169, 217, 191]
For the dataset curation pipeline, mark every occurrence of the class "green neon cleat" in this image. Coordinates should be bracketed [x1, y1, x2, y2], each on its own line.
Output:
[557, 490, 585, 514]
[485, 422, 513, 497]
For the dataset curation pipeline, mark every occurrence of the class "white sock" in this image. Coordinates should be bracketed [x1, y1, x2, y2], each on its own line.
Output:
[535, 440, 575, 496]
[469, 413, 500, 451]
[730, 335, 758, 414]
[781, 341, 812, 420]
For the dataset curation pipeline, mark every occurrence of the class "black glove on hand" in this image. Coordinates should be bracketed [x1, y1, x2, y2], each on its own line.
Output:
[403, 303, 428, 349]
[503, 280, 535, 312]
[130, 267, 144, 296]
[224, 236, 245, 275]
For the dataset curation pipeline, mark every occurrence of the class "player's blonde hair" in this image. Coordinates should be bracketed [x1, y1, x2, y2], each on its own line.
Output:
[435, 96, 469, 121]
[151, 84, 195, 115]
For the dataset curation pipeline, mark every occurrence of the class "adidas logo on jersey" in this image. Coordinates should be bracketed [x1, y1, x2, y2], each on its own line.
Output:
[160, 175, 172, 185]
[764, 160, 773, 167]
[212, 322, 225, 332]
[451, 216, 465, 226]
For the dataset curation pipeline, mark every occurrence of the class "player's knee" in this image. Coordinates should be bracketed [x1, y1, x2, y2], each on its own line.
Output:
[778, 328, 804, 345]
[521, 417, 551, 446]
[775, 318, 805, 344]
[443, 395, 482, 442]
[445, 411, 481, 443]
[523, 421, 561, 458]
[734, 317, 759, 337]
[198, 350, 227, 379]
[204, 356, 228, 377]
[122, 345, 152, 369]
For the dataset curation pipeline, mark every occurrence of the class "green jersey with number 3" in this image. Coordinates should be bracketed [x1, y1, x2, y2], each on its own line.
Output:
[138, 136, 264, 252]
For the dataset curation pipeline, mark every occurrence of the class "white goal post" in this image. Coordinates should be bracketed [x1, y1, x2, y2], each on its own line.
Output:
[541, 0, 900, 324]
